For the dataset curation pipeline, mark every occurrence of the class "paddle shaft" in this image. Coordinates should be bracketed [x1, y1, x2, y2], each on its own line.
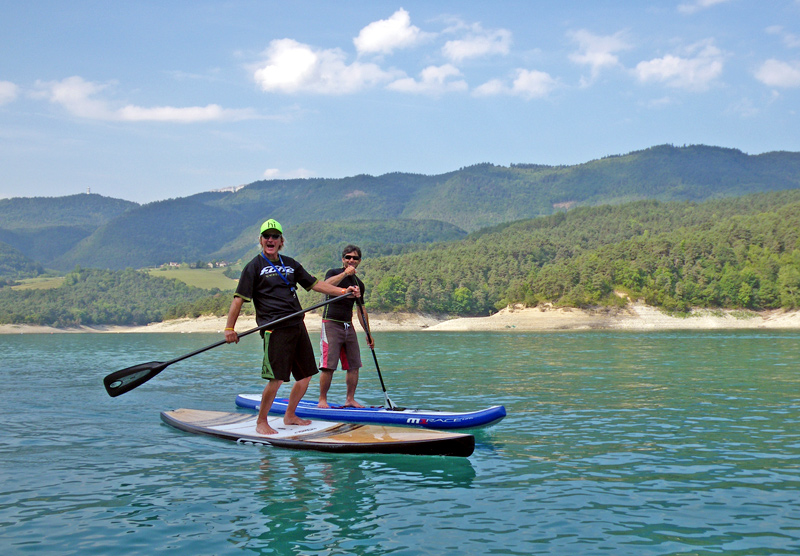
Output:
[355, 295, 398, 410]
[103, 293, 352, 397]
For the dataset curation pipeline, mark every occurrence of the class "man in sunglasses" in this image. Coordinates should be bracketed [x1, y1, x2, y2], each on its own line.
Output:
[318, 245, 374, 408]
[224, 219, 360, 435]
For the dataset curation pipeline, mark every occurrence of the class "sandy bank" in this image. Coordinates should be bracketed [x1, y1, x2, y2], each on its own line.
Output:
[0, 311, 442, 335]
[2, 304, 799, 335]
[426, 303, 800, 331]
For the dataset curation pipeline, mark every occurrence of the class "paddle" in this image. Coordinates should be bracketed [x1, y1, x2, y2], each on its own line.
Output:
[103, 293, 352, 398]
[355, 295, 400, 410]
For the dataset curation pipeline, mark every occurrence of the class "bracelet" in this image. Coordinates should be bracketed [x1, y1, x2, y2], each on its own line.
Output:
[341, 288, 346, 295]
[224, 327, 235, 331]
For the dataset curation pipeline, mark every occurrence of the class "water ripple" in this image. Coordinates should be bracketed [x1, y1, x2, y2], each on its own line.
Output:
[2, 331, 800, 554]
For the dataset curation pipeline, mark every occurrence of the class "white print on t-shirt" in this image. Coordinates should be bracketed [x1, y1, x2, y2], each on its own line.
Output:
[260, 266, 295, 277]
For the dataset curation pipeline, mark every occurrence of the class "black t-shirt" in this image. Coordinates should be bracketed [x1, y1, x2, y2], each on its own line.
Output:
[235, 253, 318, 328]
[321, 267, 366, 322]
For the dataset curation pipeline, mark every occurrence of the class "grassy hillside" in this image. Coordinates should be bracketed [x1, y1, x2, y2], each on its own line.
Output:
[147, 267, 239, 291]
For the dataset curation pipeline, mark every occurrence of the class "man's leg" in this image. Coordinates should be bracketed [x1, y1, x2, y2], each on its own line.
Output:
[256, 379, 283, 435]
[344, 368, 363, 408]
[285, 376, 312, 426]
[318, 369, 334, 408]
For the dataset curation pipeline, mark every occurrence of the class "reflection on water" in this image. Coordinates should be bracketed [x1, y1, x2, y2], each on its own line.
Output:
[247, 455, 476, 553]
[1, 331, 799, 555]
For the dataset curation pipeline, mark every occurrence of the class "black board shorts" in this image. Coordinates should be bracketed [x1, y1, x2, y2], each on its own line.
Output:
[261, 322, 318, 382]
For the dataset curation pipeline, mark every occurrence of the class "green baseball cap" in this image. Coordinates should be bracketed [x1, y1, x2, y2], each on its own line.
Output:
[260, 219, 283, 235]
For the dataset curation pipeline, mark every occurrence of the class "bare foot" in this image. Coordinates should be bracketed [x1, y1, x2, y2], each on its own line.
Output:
[284, 416, 312, 426]
[256, 421, 277, 435]
[318, 399, 330, 409]
[344, 399, 364, 408]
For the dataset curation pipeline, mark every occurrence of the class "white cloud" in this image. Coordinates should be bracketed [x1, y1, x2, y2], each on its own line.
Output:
[510, 69, 559, 99]
[353, 9, 431, 55]
[473, 79, 506, 97]
[678, 0, 731, 15]
[117, 104, 254, 122]
[263, 168, 314, 180]
[34, 76, 115, 119]
[755, 59, 800, 88]
[254, 38, 397, 94]
[442, 24, 512, 62]
[634, 41, 724, 91]
[0, 80, 19, 105]
[766, 26, 800, 49]
[387, 64, 468, 94]
[34, 76, 256, 122]
[568, 29, 630, 83]
[474, 69, 558, 100]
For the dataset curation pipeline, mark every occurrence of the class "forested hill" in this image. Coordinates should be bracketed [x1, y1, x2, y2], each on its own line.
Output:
[1, 144, 799, 274]
[2, 190, 799, 326]
[0, 242, 43, 285]
[0, 194, 138, 273]
[356, 189, 800, 315]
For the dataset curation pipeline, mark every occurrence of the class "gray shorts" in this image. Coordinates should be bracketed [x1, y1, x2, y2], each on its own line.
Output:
[319, 320, 362, 371]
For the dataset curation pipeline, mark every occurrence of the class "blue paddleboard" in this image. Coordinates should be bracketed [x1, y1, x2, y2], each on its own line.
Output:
[235, 394, 506, 430]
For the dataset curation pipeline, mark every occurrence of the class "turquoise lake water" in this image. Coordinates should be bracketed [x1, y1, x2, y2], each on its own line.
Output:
[1, 330, 799, 555]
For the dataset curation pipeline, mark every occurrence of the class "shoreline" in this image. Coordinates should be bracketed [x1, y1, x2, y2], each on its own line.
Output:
[2, 303, 799, 334]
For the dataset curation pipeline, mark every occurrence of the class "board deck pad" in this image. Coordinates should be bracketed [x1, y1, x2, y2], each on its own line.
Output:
[235, 394, 506, 430]
[161, 409, 475, 457]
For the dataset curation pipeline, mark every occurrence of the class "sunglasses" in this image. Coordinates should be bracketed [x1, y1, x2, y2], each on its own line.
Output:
[343, 255, 361, 261]
[262, 233, 282, 240]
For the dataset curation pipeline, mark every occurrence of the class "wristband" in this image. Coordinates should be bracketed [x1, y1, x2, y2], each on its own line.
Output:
[341, 288, 347, 295]
[224, 327, 235, 331]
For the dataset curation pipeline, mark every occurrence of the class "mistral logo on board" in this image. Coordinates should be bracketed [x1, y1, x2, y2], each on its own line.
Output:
[406, 417, 469, 425]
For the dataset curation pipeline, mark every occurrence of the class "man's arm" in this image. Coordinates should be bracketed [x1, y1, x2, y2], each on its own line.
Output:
[324, 266, 356, 286]
[224, 296, 244, 344]
[312, 279, 360, 298]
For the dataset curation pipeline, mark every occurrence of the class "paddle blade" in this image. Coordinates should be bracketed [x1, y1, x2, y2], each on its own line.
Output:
[103, 361, 168, 397]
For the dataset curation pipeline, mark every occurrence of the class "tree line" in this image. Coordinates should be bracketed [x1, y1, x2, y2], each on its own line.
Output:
[360, 191, 800, 314]
[0, 267, 232, 327]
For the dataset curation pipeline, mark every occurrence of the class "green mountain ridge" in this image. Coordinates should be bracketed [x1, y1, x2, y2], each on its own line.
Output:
[2, 144, 799, 275]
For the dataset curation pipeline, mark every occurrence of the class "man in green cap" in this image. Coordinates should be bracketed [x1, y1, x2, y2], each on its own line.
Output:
[224, 218, 360, 435]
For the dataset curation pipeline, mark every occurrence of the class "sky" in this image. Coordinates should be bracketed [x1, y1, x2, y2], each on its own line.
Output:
[2, 0, 799, 204]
